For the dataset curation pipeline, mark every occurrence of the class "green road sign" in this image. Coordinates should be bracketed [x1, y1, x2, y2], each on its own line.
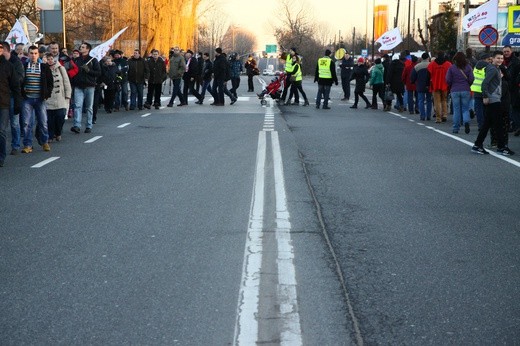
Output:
[266, 44, 277, 53]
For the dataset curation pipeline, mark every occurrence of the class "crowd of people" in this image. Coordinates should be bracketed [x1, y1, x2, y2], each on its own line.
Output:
[0, 42, 259, 167]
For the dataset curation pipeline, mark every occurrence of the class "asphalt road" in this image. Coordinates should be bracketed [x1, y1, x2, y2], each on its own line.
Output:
[1, 75, 519, 345]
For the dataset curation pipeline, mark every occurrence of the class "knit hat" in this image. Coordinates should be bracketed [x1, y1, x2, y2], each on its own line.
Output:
[325, 49, 331, 56]
[215, 47, 222, 54]
[358, 57, 364, 63]
[478, 52, 492, 60]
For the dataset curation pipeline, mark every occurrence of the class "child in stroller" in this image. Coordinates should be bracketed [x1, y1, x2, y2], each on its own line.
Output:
[257, 72, 286, 105]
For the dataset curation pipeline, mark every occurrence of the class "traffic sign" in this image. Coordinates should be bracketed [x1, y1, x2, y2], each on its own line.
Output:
[361, 49, 368, 57]
[502, 33, 520, 46]
[478, 26, 498, 46]
[266, 44, 277, 53]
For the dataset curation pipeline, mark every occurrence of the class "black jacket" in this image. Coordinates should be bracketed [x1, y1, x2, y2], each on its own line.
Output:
[101, 63, 121, 90]
[387, 59, 405, 93]
[339, 56, 354, 78]
[183, 57, 199, 81]
[202, 59, 213, 81]
[0, 56, 22, 112]
[128, 57, 149, 84]
[72, 54, 101, 88]
[21, 62, 53, 100]
[147, 57, 167, 84]
[9, 53, 25, 85]
[213, 55, 228, 80]
[350, 64, 370, 92]
[113, 57, 129, 82]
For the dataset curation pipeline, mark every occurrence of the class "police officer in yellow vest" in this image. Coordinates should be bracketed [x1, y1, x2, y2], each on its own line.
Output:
[281, 47, 297, 103]
[285, 55, 309, 106]
[314, 49, 338, 109]
[470, 52, 493, 130]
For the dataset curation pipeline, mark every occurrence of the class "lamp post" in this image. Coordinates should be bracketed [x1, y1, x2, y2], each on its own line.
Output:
[138, 0, 141, 52]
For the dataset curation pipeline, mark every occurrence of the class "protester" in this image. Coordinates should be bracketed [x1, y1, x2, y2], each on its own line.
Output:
[369, 58, 385, 109]
[472, 51, 515, 155]
[387, 54, 406, 112]
[211, 47, 227, 106]
[350, 57, 371, 109]
[446, 51, 474, 134]
[471, 52, 493, 130]
[21, 45, 53, 152]
[45, 52, 71, 142]
[244, 54, 257, 92]
[314, 49, 338, 109]
[144, 49, 167, 110]
[402, 55, 418, 114]
[198, 52, 213, 103]
[0, 43, 22, 167]
[339, 52, 354, 101]
[128, 49, 149, 110]
[229, 53, 243, 99]
[411, 52, 432, 121]
[71, 42, 101, 133]
[428, 51, 452, 123]
[182, 50, 204, 105]
[112, 50, 129, 111]
[167, 46, 186, 107]
[100, 56, 121, 113]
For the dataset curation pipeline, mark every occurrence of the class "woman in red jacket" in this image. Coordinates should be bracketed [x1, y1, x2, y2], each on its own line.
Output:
[427, 51, 452, 123]
[402, 56, 418, 115]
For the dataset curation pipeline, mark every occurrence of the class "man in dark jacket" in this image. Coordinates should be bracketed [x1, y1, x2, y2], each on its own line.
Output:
[314, 49, 338, 109]
[183, 50, 203, 105]
[339, 52, 354, 101]
[144, 49, 166, 110]
[71, 42, 101, 133]
[502, 45, 520, 135]
[112, 50, 129, 111]
[128, 49, 149, 110]
[411, 52, 432, 120]
[0, 44, 22, 167]
[199, 52, 213, 103]
[211, 48, 227, 106]
[2, 42, 24, 155]
[20, 45, 53, 153]
[387, 54, 406, 111]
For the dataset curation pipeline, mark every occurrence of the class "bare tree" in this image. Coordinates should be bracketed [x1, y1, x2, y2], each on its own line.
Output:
[0, 0, 38, 41]
[197, 7, 228, 58]
[221, 26, 256, 57]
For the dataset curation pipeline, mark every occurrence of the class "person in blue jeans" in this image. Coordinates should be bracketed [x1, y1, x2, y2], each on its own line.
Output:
[446, 52, 475, 134]
[411, 53, 433, 121]
[112, 50, 129, 111]
[128, 49, 149, 110]
[314, 49, 338, 109]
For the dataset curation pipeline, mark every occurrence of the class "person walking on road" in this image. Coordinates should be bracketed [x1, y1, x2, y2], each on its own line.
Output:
[44, 52, 71, 142]
[428, 51, 451, 123]
[229, 53, 242, 99]
[411, 52, 433, 121]
[350, 57, 371, 109]
[71, 42, 101, 134]
[182, 50, 203, 105]
[144, 49, 167, 110]
[167, 46, 186, 107]
[339, 52, 354, 101]
[244, 54, 257, 92]
[472, 51, 515, 156]
[369, 58, 385, 109]
[285, 55, 309, 106]
[128, 49, 149, 110]
[446, 51, 474, 134]
[211, 48, 227, 106]
[21, 45, 53, 152]
[314, 49, 338, 110]
[0, 43, 22, 167]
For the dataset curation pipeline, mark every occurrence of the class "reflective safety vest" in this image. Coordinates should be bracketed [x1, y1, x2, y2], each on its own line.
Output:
[318, 57, 332, 79]
[290, 63, 303, 81]
[285, 54, 293, 72]
[471, 66, 486, 93]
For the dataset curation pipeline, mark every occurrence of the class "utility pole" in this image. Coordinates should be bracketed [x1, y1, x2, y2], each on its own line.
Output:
[463, 0, 470, 51]
[407, 0, 411, 50]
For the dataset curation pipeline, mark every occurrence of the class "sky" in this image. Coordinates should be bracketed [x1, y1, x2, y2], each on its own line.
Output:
[219, 0, 443, 52]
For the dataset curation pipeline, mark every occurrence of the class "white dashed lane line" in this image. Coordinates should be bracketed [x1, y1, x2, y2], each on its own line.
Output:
[117, 123, 131, 128]
[84, 136, 103, 143]
[31, 157, 60, 168]
[141, 113, 151, 118]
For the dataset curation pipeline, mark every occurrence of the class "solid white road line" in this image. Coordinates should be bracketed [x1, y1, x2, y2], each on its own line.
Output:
[141, 113, 151, 118]
[234, 131, 266, 345]
[84, 136, 103, 143]
[271, 131, 303, 345]
[117, 123, 131, 128]
[31, 157, 60, 168]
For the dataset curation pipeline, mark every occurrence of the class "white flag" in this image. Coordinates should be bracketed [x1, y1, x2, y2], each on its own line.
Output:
[376, 27, 403, 52]
[89, 27, 128, 61]
[461, 0, 498, 33]
[6, 20, 30, 51]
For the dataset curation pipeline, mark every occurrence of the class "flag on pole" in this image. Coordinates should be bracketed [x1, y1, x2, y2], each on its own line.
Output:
[376, 27, 403, 52]
[89, 27, 128, 61]
[6, 20, 30, 51]
[461, 0, 499, 33]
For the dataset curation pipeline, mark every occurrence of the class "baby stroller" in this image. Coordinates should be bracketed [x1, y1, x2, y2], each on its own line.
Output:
[257, 72, 287, 106]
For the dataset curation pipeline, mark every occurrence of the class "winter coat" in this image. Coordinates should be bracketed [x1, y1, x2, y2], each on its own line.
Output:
[202, 59, 213, 81]
[369, 63, 384, 86]
[427, 58, 451, 92]
[101, 63, 121, 90]
[402, 62, 417, 91]
[128, 57, 149, 84]
[411, 61, 431, 93]
[0, 56, 22, 112]
[46, 63, 72, 110]
[9, 53, 25, 85]
[387, 59, 405, 93]
[168, 53, 186, 80]
[339, 56, 355, 79]
[500, 65, 511, 112]
[481, 64, 502, 104]
[244, 58, 257, 76]
[213, 55, 228, 81]
[446, 64, 474, 93]
[72, 54, 101, 88]
[350, 64, 370, 92]
[183, 57, 199, 81]
[21, 62, 53, 100]
[113, 57, 129, 82]
[504, 54, 520, 108]
[147, 57, 167, 84]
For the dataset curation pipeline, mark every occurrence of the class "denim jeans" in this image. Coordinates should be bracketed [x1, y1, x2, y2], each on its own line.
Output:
[474, 97, 484, 130]
[0, 108, 9, 163]
[451, 91, 471, 131]
[407, 90, 417, 113]
[115, 81, 129, 109]
[417, 92, 432, 120]
[129, 82, 144, 109]
[22, 97, 49, 147]
[47, 108, 66, 139]
[168, 79, 185, 105]
[212, 79, 225, 104]
[73, 87, 95, 129]
[316, 84, 331, 107]
[200, 80, 212, 100]
[9, 97, 20, 150]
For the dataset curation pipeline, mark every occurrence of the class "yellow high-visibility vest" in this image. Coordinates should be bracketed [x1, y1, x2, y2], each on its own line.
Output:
[285, 54, 293, 72]
[470, 66, 486, 93]
[318, 57, 332, 79]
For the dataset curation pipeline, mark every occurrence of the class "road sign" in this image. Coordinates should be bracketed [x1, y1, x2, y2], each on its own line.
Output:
[478, 26, 498, 46]
[266, 44, 277, 53]
[361, 49, 368, 57]
[508, 5, 520, 33]
[502, 33, 520, 46]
